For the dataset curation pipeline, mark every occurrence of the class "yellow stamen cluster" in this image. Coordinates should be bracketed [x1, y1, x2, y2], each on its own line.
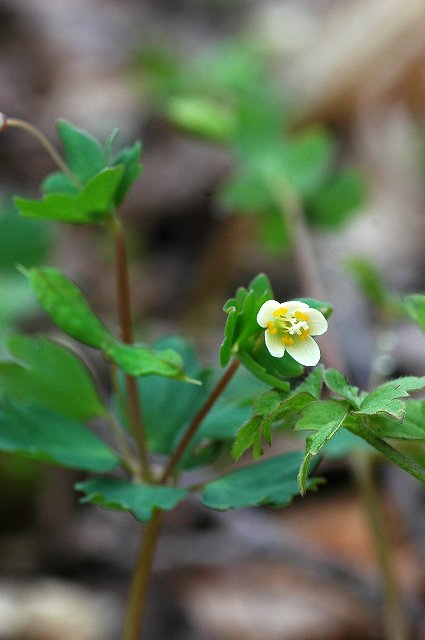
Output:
[295, 310, 308, 322]
[267, 321, 278, 335]
[267, 305, 311, 345]
[273, 307, 288, 317]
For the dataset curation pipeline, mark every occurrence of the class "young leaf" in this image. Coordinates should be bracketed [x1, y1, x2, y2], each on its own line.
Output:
[0, 336, 105, 421]
[306, 169, 365, 229]
[260, 391, 317, 436]
[76, 477, 188, 522]
[354, 376, 425, 421]
[56, 119, 105, 183]
[324, 369, 360, 408]
[295, 400, 348, 494]
[16, 167, 124, 225]
[280, 128, 335, 196]
[237, 348, 291, 391]
[345, 257, 389, 308]
[404, 294, 425, 332]
[201, 451, 319, 510]
[42, 171, 79, 195]
[102, 339, 186, 380]
[231, 416, 264, 461]
[22, 267, 109, 347]
[75, 166, 124, 217]
[165, 95, 235, 141]
[293, 367, 324, 399]
[111, 141, 143, 205]
[368, 401, 425, 440]
[0, 202, 52, 270]
[0, 404, 119, 472]
[220, 273, 273, 367]
[14, 194, 87, 224]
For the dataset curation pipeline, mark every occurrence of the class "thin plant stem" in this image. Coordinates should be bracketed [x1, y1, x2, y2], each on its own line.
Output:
[278, 186, 409, 640]
[161, 358, 240, 483]
[4, 117, 81, 188]
[108, 216, 153, 482]
[352, 451, 411, 640]
[122, 511, 162, 640]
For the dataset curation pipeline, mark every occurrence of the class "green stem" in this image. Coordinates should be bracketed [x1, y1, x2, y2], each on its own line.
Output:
[351, 451, 411, 640]
[4, 117, 81, 188]
[109, 217, 153, 482]
[122, 511, 162, 640]
[161, 358, 240, 483]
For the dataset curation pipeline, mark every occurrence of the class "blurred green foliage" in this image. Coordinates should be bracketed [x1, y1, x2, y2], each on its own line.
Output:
[137, 39, 366, 252]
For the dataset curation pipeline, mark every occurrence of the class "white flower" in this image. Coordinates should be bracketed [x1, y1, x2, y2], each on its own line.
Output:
[257, 299, 328, 366]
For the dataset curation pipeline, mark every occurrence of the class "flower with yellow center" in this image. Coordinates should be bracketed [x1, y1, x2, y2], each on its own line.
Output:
[257, 299, 328, 366]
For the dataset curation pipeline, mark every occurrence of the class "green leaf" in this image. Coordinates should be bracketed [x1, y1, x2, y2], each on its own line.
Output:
[56, 119, 105, 183]
[111, 141, 143, 205]
[76, 477, 188, 522]
[0, 336, 105, 421]
[306, 169, 365, 229]
[42, 172, 79, 195]
[232, 390, 315, 461]
[281, 128, 335, 196]
[237, 348, 292, 391]
[75, 166, 124, 217]
[220, 273, 273, 367]
[345, 257, 389, 308]
[404, 294, 425, 332]
[23, 268, 191, 381]
[294, 367, 324, 399]
[0, 202, 52, 270]
[201, 451, 318, 510]
[103, 339, 186, 380]
[369, 400, 425, 440]
[259, 391, 317, 435]
[231, 415, 264, 461]
[16, 167, 124, 225]
[324, 369, 360, 408]
[253, 390, 286, 417]
[117, 338, 253, 467]
[166, 95, 235, 141]
[354, 376, 425, 421]
[0, 404, 119, 472]
[22, 267, 109, 347]
[295, 400, 348, 494]
[14, 194, 87, 224]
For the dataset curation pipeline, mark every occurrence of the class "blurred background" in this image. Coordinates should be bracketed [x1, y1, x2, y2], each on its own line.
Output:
[0, 0, 425, 638]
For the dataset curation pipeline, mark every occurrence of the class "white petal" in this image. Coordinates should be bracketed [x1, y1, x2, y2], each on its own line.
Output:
[306, 309, 328, 336]
[257, 300, 280, 327]
[286, 336, 320, 366]
[283, 300, 309, 313]
[265, 330, 286, 358]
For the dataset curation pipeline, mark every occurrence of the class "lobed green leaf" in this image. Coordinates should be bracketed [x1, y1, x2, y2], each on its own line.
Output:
[56, 119, 105, 183]
[76, 476, 188, 522]
[324, 369, 360, 408]
[0, 404, 119, 472]
[295, 400, 348, 494]
[201, 451, 319, 510]
[354, 376, 425, 422]
[0, 335, 105, 421]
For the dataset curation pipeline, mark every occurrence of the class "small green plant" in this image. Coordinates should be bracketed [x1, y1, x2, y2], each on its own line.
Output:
[1, 113, 424, 640]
